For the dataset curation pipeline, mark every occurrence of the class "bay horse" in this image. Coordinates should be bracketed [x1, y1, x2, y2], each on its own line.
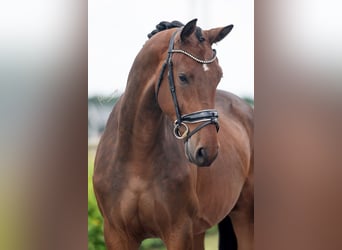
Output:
[93, 19, 253, 250]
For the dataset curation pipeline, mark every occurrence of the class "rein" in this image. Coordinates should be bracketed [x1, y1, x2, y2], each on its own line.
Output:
[156, 30, 219, 141]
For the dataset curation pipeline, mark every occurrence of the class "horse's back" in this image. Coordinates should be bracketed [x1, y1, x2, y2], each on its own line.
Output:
[216, 90, 253, 137]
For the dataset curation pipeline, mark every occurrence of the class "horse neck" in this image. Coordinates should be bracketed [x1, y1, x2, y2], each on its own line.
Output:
[117, 40, 169, 160]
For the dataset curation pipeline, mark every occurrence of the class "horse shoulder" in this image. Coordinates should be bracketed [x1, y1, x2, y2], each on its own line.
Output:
[93, 97, 126, 202]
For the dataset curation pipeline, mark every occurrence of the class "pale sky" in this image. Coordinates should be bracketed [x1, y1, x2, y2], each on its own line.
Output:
[89, 0, 254, 98]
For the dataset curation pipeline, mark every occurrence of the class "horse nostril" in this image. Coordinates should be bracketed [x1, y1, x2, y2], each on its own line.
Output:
[196, 147, 208, 166]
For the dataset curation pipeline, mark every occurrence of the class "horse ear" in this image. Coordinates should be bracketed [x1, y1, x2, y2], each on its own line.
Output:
[180, 19, 198, 42]
[207, 24, 234, 44]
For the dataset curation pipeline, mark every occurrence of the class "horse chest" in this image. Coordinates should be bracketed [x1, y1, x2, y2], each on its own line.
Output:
[116, 175, 153, 231]
[116, 164, 196, 235]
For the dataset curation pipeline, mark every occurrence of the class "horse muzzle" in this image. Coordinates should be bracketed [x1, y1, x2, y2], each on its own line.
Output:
[185, 139, 219, 167]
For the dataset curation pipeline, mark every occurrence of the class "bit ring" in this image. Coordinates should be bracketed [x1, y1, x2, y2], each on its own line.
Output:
[173, 122, 189, 139]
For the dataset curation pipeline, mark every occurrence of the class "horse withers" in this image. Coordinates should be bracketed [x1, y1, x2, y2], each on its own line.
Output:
[93, 19, 253, 250]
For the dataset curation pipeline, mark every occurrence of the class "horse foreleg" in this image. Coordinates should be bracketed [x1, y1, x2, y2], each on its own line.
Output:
[193, 232, 205, 250]
[164, 218, 194, 250]
[229, 210, 253, 250]
[103, 221, 140, 250]
[229, 179, 254, 250]
[226, 158, 253, 250]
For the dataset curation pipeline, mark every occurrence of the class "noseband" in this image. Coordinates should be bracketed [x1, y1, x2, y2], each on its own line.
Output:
[156, 30, 220, 141]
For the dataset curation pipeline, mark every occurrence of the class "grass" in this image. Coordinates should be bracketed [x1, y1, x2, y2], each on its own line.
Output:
[138, 228, 218, 250]
[205, 231, 218, 250]
[88, 148, 219, 249]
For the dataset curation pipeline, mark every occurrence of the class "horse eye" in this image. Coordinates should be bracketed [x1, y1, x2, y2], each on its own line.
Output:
[178, 74, 188, 83]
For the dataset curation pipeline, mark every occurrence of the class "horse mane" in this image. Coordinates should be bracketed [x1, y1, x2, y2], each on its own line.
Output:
[148, 20, 205, 42]
[147, 21, 205, 42]
[147, 21, 184, 38]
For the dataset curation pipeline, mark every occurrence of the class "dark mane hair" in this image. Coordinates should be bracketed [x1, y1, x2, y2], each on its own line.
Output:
[147, 20, 205, 42]
[147, 21, 184, 38]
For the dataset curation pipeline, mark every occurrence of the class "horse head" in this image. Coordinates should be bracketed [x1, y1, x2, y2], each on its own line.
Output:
[152, 19, 233, 167]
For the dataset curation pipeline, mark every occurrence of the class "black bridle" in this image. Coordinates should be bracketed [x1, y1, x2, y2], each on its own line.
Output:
[156, 30, 220, 141]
